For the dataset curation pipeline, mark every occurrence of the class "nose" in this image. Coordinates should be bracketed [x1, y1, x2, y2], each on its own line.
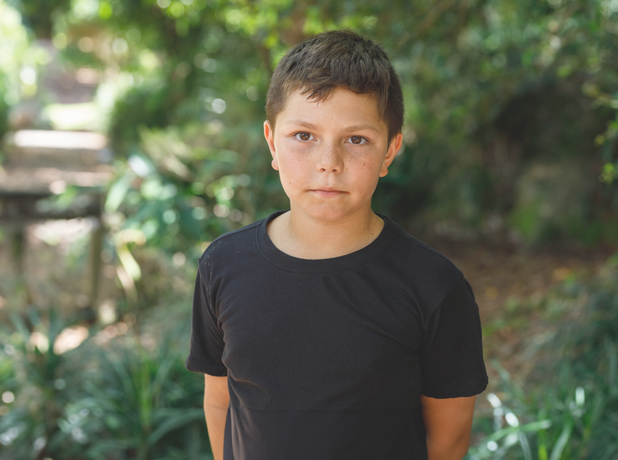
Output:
[316, 142, 344, 173]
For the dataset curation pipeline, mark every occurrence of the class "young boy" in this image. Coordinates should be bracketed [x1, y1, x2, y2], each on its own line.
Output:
[186, 30, 488, 460]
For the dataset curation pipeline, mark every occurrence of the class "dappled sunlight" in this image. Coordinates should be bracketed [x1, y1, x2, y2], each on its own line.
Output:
[53, 325, 89, 354]
[93, 321, 128, 345]
[31, 218, 93, 249]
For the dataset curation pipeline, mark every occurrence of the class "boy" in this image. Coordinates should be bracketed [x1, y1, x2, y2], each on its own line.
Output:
[186, 30, 488, 460]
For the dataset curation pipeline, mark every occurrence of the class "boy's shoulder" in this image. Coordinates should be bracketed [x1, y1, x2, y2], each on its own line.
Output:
[200, 216, 263, 256]
[197, 215, 271, 278]
[379, 215, 464, 312]
[382, 215, 461, 276]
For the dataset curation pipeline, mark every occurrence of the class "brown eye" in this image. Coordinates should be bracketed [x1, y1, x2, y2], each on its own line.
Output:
[296, 132, 312, 141]
[350, 136, 365, 145]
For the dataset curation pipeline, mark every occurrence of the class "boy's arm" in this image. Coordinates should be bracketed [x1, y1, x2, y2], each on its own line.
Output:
[420, 395, 477, 460]
[204, 375, 230, 460]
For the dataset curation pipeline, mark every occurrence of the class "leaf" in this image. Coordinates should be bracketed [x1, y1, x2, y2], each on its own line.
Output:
[9, 313, 31, 345]
[105, 173, 134, 213]
[150, 352, 176, 402]
[106, 351, 138, 408]
[518, 432, 533, 460]
[117, 244, 142, 281]
[128, 152, 157, 177]
[147, 408, 205, 446]
[549, 420, 573, 460]
[491, 359, 527, 403]
[487, 419, 552, 443]
[85, 438, 137, 456]
[606, 337, 617, 390]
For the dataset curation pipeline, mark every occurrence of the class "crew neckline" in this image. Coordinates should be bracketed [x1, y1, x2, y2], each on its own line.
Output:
[256, 210, 399, 273]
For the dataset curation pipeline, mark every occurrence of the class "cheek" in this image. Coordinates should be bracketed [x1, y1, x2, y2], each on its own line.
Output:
[353, 157, 384, 192]
[276, 145, 311, 171]
[278, 155, 306, 175]
[349, 153, 381, 175]
[276, 154, 309, 190]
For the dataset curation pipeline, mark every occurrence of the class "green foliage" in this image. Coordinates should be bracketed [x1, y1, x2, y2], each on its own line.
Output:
[5, 0, 614, 246]
[103, 0, 618, 245]
[81, 332, 207, 459]
[0, 310, 94, 458]
[0, 95, 8, 144]
[5, 0, 71, 38]
[470, 265, 618, 459]
[101, 120, 284, 301]
[5, 0, 618, 245]
[0, 305, 210, 459]
[0, 0, 44, 138]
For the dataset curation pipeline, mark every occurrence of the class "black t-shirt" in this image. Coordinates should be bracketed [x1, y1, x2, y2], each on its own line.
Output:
[186, 211, 488, 460]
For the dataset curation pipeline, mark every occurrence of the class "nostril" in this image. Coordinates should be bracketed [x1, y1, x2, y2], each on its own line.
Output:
[316, 148, 344, 172]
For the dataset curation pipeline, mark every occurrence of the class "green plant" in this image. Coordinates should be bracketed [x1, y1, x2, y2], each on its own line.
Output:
[0, 0, 49, 137]
[0, 305, 211, 460]
[469, 264, 618, 460]
[81, 337, 208, 459]
[0, 310, 91, 459]
[101, 123, 270, 301]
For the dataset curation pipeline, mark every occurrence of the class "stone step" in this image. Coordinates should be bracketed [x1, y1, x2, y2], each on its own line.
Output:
[0, 130, 113, 221]
[4, 130, 112, 171]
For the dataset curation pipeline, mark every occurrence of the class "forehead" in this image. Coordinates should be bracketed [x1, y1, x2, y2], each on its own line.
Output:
[277, 87, 385, 131]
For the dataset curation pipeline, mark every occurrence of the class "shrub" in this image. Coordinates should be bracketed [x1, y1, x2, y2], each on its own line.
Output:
[469, 261, 618, 460]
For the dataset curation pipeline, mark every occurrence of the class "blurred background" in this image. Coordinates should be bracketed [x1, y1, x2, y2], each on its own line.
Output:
[0, 0, 617, 458]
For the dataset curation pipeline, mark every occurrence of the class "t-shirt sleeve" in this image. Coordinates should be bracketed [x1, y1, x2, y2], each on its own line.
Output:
[420, 276, 488, 398]
[185, 259, 228, 376]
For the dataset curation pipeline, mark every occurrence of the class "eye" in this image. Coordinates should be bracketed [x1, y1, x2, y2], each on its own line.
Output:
[347, 135, 368, 145]
[294, 132, 314, 141]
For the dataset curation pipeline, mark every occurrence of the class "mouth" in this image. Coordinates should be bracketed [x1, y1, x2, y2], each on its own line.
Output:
[310, 188, 347, 197]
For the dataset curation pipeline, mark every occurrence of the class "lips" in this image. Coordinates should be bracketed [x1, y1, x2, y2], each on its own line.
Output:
[311, 188, 347, 197]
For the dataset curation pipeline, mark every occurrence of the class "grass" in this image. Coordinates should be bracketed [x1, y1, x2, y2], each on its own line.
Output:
[0, 303, 212, 460]
[468, 262, 618, 460]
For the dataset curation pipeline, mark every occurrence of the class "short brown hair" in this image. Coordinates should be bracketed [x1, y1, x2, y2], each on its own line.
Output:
[266, 30, 404, 143]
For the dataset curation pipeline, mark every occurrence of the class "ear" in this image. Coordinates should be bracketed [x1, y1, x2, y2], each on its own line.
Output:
[379, 132, 403, 177]
[263, 120, 279, 171]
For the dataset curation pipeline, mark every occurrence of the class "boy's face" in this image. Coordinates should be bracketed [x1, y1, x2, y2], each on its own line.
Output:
[264, 87, 402, 223]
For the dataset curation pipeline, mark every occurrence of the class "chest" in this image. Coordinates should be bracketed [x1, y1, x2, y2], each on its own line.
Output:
[212, 267, 426, 408]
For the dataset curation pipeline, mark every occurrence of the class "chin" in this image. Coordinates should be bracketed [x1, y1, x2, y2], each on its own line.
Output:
[300, 204, 359, 222]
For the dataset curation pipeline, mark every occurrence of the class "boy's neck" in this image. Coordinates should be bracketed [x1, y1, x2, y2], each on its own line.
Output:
[267, 206, 384, 260]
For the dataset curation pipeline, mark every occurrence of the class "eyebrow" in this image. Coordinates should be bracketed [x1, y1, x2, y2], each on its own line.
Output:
[284, 120, 319, 130]
[284, 120, 381, 133]
[344, 124, 381, 133]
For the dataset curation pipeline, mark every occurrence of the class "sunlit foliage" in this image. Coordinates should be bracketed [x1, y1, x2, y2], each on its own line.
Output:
[40, 0, 618, 248]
